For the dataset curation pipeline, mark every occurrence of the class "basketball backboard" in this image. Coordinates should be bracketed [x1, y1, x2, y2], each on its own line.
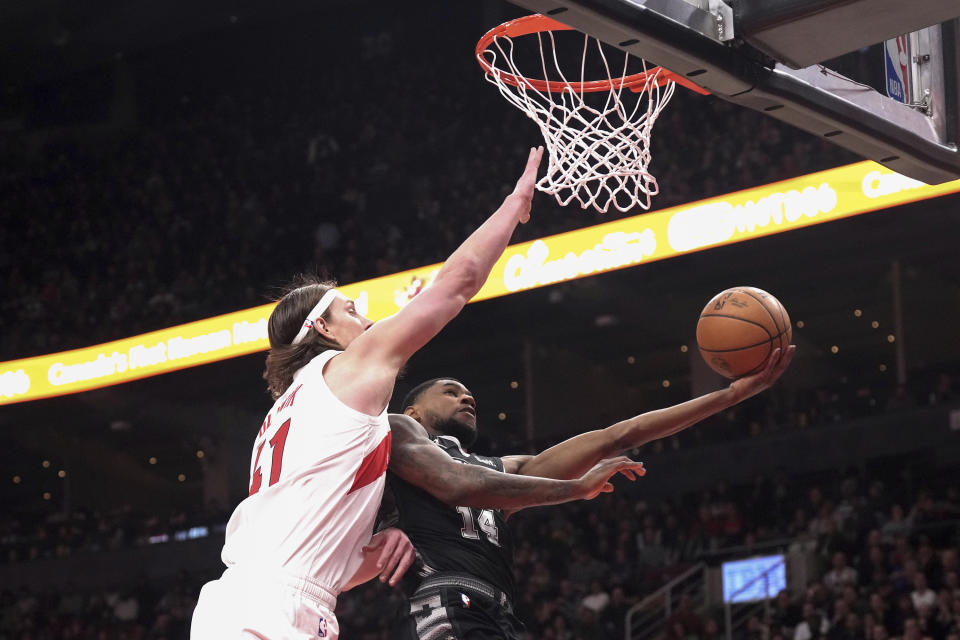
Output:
[504, 0, 960, 184]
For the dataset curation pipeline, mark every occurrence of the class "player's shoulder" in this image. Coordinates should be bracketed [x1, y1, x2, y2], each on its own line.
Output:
[278, 349, 342, 396]
[300, 349, 344, 378]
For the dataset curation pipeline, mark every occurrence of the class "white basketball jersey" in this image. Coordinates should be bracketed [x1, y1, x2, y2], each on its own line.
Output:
[220, 350, 391, 593]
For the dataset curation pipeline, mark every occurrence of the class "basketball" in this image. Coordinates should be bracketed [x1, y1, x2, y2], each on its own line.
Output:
[696, 287, 792, 379]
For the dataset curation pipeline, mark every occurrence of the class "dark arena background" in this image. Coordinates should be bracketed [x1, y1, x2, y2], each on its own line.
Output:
[2, 1, 960, 639]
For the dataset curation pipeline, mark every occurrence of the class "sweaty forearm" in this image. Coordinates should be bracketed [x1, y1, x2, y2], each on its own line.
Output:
[391, 450, 583, 509]
[517, 387, 738, 480]
[450, 462, 585, 509]
[515, 430, 616, 480]
[608, 387, 738, 450]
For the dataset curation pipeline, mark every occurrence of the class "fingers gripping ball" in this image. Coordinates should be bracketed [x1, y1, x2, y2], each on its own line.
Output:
[697, 287, 792, 379]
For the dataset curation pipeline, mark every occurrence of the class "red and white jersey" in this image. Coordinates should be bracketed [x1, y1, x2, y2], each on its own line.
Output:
[220, 350, 391, 593]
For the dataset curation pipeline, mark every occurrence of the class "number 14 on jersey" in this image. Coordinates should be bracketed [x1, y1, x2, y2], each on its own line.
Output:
[456, 506, 500, 547]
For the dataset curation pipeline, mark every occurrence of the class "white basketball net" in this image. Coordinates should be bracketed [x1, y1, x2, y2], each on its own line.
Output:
[481, 30, 676, 213]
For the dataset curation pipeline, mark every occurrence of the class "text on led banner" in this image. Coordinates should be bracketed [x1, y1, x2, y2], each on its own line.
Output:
[1, 161, 956, 404]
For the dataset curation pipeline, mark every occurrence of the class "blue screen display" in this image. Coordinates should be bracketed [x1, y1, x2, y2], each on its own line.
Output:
[721, 554, 786, 603]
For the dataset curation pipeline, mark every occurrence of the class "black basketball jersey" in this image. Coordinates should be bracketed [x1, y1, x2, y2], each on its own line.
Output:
[386, 434, 516, 599]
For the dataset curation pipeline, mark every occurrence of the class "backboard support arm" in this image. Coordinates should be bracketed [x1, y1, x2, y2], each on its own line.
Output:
[507, 0, 960, 184]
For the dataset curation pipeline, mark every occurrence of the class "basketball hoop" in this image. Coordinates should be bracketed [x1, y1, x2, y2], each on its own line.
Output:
[477, 14, 709, 213]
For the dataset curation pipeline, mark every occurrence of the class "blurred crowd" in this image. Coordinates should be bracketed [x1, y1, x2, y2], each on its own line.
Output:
[0, 503, 229, 566]
[0, 570, 211, 640]
[2, 455, 957, 639]
[0, 6, 851, 361]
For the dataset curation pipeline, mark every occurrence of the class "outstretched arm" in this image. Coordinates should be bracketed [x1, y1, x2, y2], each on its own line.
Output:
[326, 148, 544, 415]
[505, 346, 796, 479]
[387, 414, 643, 509]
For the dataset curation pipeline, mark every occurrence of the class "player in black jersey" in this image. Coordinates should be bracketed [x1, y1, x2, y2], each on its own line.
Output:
[386, 345, 794, 639]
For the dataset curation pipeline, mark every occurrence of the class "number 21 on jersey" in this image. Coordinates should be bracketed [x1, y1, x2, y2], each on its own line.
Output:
[249, 418, 292, 495]
[456, 506, 500, 546]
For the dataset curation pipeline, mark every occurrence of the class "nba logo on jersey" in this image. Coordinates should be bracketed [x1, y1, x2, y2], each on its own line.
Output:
[318, 616, 328, 638]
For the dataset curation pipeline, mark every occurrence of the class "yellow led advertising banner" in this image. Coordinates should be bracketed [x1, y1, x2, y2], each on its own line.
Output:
[2, 161, 958, 404]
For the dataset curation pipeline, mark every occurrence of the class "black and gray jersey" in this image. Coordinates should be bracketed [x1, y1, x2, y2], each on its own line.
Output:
[387, 435, 516, 600]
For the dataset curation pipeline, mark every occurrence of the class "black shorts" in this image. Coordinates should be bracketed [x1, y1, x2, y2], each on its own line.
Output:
[399, 577, 526, 640]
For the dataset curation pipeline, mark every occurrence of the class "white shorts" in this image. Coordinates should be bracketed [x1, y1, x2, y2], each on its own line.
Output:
[191, 567, 339, 640]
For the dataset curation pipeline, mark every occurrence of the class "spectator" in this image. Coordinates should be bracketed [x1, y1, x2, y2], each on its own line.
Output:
[582, 580, 611, 615]
[882, 506, 914, 544]
[740, 615, 769, 640]
[703, 618, 724, 640]
[576, 605, 608, 640]
[772, 589, 803, 631]
[825, 553, 860, 594]
[902, 617, 932, 640]
[911, 573, 937, 611]
[602, 586, 634, 639]
[890, 595, 916, 636]
[796, 602, 831, 640]
[829, 613, 864, 640]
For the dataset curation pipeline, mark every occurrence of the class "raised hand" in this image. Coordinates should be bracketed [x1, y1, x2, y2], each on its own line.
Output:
[510, 146, 544, 224]
[728, 344, 797, 402]
[576, 456, 646, 500]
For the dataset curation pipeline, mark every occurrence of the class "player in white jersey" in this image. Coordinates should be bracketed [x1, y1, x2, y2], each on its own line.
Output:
[191, 147, 646, 640]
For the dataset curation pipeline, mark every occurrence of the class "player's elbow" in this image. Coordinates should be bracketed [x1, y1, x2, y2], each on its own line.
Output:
[438, 258, 485, 297]
[605, 423, 639, 455]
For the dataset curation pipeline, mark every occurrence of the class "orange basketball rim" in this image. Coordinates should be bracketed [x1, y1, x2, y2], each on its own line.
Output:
[475, 14, 710, 96]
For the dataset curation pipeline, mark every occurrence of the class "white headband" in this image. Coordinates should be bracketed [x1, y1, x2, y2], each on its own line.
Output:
[291, 288, 345, 345]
